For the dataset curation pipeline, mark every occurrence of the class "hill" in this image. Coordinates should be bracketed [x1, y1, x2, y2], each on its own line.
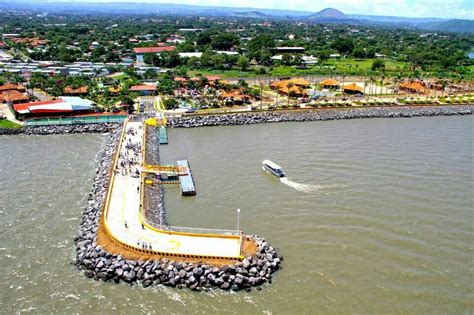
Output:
[308, 8, 346, 19]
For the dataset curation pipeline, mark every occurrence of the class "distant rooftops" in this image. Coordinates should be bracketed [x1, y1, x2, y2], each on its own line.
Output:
[133, 46, 176, 54]
[275, 47, 305, 52]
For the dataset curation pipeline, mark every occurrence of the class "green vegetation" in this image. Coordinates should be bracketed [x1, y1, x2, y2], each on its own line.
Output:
[0, 119, 22, 129]
[0, 12, 472, 79]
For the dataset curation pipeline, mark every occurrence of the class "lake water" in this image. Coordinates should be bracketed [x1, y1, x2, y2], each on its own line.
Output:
[0, 116, 472, 313]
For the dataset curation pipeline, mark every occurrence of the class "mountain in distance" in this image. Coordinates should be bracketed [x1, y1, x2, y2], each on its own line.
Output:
[308, 8, 346, 20]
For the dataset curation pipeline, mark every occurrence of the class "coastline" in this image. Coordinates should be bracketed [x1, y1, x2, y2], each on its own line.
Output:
[0, 105, 471, 136]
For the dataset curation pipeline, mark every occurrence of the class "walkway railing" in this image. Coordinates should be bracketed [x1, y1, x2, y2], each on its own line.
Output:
[25, 115, 128, 126]
[142, 216, 241, 236]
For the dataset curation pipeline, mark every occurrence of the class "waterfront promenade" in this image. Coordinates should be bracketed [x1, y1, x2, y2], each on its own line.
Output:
[102, 121, 243, 259]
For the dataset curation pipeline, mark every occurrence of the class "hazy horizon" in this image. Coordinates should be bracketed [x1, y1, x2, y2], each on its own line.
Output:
[8, 0, 474, 20]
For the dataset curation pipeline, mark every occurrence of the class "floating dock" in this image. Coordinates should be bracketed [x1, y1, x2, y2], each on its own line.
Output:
[158, 126, 168, 144]
[177, 160, 196, 196]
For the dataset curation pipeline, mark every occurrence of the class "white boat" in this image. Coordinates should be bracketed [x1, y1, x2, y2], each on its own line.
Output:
[262, 160, 286, 178]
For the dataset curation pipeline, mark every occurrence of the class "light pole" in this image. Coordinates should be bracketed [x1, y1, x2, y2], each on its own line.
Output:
[237, 208, 241, 232]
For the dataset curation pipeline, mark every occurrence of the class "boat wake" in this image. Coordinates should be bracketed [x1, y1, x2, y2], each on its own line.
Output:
[279, 177, 323, 193]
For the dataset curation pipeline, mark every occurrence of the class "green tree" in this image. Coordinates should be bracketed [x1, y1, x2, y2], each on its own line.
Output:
[371, 59, 385, 71]
[237, 55, 250, 71]
[282, 54, 293, 66]
[317, 50, 330, 65]
[353, 47, 366, 59]
[331, 37, 354, 55]
[211, 32, 240, 51]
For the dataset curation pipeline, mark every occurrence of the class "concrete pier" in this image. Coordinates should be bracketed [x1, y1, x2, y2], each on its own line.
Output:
[101, 120, 242, 260]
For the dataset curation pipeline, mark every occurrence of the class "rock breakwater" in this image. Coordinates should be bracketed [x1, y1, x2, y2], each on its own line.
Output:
[0, 123, 119, 136]
[168, 106, 473, 128]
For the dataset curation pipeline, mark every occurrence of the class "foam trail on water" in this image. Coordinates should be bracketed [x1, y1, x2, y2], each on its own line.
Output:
[279, 177, 322, 193]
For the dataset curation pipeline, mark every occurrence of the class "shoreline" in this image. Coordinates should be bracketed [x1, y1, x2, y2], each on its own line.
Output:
[0, 105, 471, 136]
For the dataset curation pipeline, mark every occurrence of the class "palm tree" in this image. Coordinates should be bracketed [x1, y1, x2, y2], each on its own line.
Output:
[286, 82, 294, 107]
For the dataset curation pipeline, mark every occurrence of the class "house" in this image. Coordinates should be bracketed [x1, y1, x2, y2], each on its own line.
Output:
[270, 78, 310, 90]
[218, 89, 251, 105]
[278, 85, 307, 96]
[178, 52, 203, 58]
[9, 37, 48, 48]
[0, 90, 30, 104]
[399, 82, 426, 93]
[63, 86, 89, 96]
[275, 47, 305, 54]
[319, 79, 340, 89]
[302, 55, 318, 65]
[0, 83, 26, 93]
[133, 46, 176, 63]
[129, 84, 157, 96]
[343, 83, 364, 94]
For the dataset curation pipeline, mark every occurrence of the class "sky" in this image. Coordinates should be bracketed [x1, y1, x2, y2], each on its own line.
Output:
[29, 0, 474, 19]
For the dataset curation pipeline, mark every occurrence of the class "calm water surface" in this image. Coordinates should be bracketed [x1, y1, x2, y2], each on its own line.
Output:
[0, 116, 473, 314]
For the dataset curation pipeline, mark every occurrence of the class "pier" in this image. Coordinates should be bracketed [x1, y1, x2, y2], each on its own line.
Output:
[98, 119, 246, 261]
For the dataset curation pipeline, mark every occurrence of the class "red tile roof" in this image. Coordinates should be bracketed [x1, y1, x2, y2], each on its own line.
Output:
[64, 86, 89, 94]
[0, 90, 29, 103]
[133, 46, 176, 54]
[0, 83, 26, 92]
[13, 99, 63, 112]
[130, 84, 156, 91]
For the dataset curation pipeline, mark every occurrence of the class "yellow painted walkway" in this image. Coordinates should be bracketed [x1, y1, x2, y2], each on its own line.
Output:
[104, 121, 242, 259]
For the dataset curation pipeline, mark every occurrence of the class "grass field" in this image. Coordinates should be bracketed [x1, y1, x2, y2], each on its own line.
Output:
[0, 119, 21, 129]
[186, 58, 473, 80]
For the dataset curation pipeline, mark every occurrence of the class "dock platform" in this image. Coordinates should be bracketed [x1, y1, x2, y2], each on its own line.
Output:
[177, 160, 196, 196]
[158, 126, 168, 144]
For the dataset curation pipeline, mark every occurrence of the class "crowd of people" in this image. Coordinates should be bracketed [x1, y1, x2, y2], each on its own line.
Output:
[116, 126, 142, 177]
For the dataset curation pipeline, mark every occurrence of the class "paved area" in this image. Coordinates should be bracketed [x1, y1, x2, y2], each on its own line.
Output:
[0, 104, 23, 125]
[105, 121, 241, 258]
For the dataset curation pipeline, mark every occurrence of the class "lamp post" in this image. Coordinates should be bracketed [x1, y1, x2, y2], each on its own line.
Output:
[237, 208, 241, 232]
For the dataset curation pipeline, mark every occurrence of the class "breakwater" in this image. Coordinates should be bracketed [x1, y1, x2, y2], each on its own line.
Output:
[0, 123, 119, 136]
[168, 105, 473, 128]
[75, 122, 282, 292]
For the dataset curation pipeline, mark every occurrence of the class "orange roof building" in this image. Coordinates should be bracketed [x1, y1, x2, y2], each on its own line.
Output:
[270, 78, 310, 90]
[130, 84, 156, 91]
[0, 83, 26, 92]
[133, 46, 176, 54]
[399, 82, 426, 93]
[319, 79, 340, 88]
[64, 86, 89, 95]
[278, 85, 307, 96]
[0, 90, 30, 104]
[343, 83, 364, 94]
[129, 84, 156, 95]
